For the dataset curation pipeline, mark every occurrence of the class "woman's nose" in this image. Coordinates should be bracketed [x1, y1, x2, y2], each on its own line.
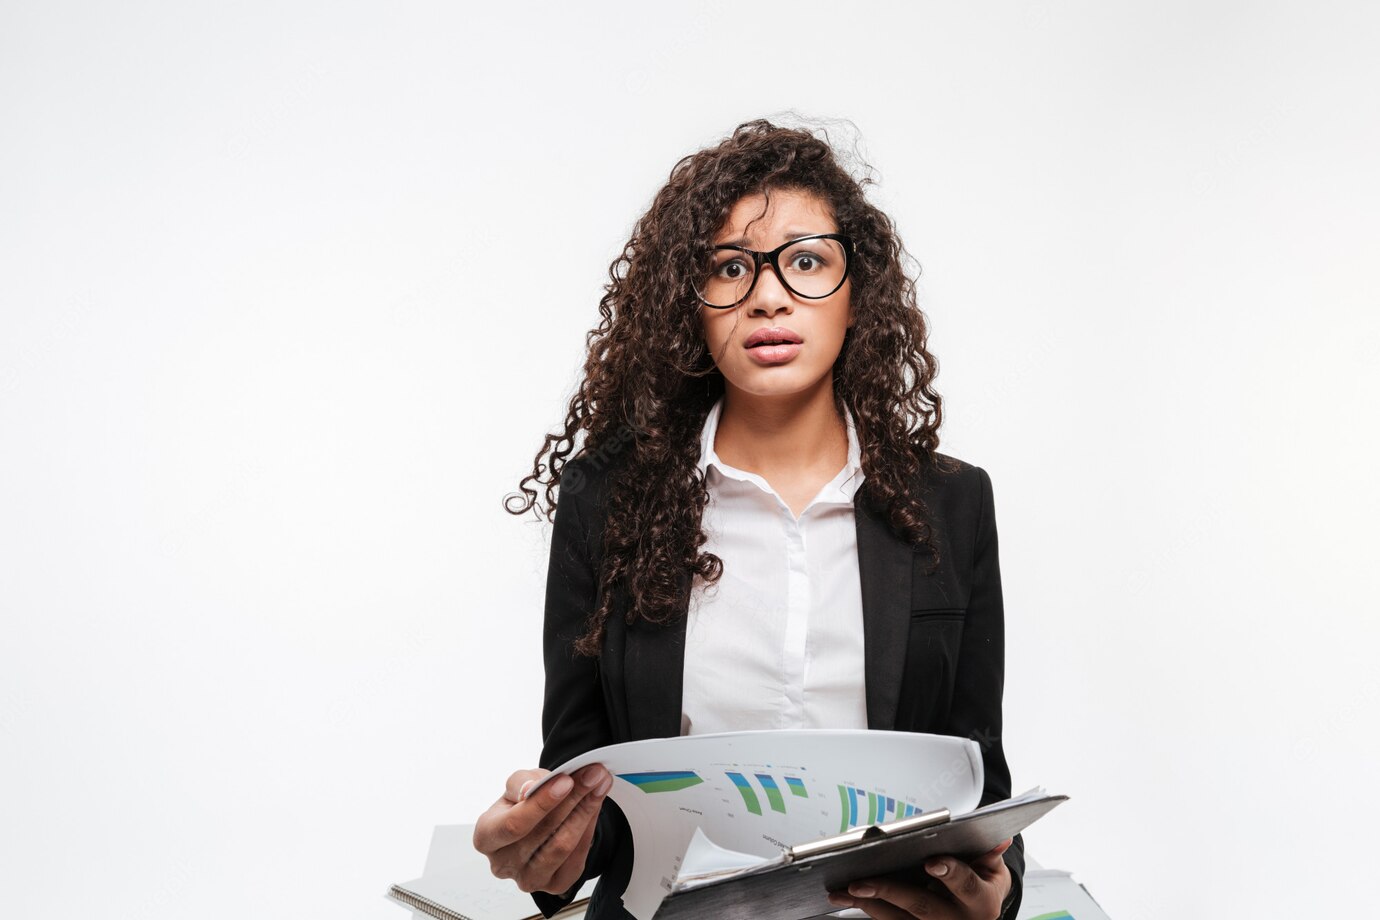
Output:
[747, 264, 795, 315]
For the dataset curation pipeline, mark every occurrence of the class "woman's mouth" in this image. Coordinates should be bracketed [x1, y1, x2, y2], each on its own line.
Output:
[743, 326, 804, 365]
[745, 342, 802, 364]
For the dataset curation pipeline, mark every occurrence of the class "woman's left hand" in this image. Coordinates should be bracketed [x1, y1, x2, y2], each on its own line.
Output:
[825, 837, 1014, 920]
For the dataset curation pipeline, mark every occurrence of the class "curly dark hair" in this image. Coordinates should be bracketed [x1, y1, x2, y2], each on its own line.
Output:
[505, 115, 957, 656]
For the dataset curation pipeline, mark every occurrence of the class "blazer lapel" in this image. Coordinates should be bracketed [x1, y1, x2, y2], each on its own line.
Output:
[855, 486, 913, 731]
[620, 573, 689, 741]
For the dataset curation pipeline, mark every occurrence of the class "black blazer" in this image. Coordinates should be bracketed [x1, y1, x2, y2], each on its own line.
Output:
[531, 450, 1025, 920]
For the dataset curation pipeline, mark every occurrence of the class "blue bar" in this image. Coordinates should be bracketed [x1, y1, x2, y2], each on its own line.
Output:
[847, 787, 858, 827]
[619, 771, 699, 785]
[726, 771, 762, 815]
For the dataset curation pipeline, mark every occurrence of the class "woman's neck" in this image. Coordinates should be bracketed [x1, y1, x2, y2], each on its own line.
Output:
[713, 382, 849, 483]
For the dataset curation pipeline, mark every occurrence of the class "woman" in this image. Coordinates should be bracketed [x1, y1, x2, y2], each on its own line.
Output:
[474, 118, 1024, 920]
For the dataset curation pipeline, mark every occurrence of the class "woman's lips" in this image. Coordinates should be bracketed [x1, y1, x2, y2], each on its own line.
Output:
[744, 325, 803, 348]
[745, 342, 802, 365]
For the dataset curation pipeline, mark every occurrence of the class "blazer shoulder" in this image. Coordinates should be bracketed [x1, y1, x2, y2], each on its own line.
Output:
[918, 451, 995, 536]
[553, 448, 625, 537]
[923, 450, 990, 498]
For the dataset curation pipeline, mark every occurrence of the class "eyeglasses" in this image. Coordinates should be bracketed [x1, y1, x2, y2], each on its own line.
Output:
[692, 233, 854, 310]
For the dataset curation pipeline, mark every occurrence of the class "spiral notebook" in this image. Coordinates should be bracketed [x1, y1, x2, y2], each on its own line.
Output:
[386, 874, 591, 920]
[385, 824, 595, 920]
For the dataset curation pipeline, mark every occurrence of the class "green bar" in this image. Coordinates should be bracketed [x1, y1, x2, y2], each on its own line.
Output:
[636, 776, 703, 793]
[616, 771, 704, 794]
[867, 792, 877, 825]
[727, 772, 762, 816]
[838, 785, 850, 833]
[756, 775, 786, 814]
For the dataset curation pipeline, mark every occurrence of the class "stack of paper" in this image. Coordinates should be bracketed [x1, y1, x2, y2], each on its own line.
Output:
[1014, 869, 1113, 920]
[524, 729, 1008, 920]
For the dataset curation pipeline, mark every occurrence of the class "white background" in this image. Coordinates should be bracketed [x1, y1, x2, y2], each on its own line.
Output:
[3, 2, 1377, 918]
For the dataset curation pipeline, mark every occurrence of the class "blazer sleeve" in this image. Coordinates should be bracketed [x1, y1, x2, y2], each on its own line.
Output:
[945, 466, 1025, 920]
[530, 458, 621, 918]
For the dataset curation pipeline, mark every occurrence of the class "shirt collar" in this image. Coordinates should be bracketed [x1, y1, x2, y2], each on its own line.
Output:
[695, 395, 865, 503]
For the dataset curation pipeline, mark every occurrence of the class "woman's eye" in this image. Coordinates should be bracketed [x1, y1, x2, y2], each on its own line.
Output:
[791, 253, 821, 272]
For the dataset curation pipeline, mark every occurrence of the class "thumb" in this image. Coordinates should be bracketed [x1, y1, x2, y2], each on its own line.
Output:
[504, 768, 551, 804]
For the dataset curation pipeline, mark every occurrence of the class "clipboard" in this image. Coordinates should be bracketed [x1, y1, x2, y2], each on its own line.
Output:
[651, 791, 1068, 920]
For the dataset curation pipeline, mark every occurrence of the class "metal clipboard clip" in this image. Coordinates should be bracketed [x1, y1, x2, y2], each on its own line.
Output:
[785, 808, 953, 864]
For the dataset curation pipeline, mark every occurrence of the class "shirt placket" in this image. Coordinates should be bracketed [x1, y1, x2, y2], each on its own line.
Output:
[779, 504, 810, 729]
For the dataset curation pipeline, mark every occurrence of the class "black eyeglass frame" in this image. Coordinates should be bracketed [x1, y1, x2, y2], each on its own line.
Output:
[692, 232, 855, 310]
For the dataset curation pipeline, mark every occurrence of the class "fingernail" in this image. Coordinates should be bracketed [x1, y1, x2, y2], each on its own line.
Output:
[827, 893, 851, 907]
[596, 775, 614, 796]
[582, 766, 608, 788]
[927, 859, 949, 877]
[550, 775, 574, 798]
[518, 780, 536, 799]
[849, 883, 875, 897]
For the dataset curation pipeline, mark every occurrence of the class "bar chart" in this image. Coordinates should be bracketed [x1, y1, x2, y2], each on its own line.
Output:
[835, 784, 925, 833]
[723, 771, 811, 816]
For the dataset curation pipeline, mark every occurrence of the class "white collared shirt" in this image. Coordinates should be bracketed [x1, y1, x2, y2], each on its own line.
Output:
[679, 396, 869, 736]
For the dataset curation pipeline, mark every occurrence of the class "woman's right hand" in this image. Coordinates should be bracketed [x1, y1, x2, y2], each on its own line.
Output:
[472, 763, 613, 896]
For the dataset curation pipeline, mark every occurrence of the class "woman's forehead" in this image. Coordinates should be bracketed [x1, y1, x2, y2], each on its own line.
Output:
[714, 189, 837, 247]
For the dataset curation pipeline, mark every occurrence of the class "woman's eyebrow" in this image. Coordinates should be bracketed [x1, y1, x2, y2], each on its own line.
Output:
[723, 227, 828, 246]
[715, 228, 827, 247]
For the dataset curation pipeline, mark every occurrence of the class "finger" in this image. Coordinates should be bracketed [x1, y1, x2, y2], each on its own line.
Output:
[521, 773, 611, 893]
[923, 854, 1008, 915]
[824, 891, 906, 920]
[822, 893, 899, 915]
[505, 784, 590, 868]
[514, 762, 610, 800]
[513, 765, 611, 858]
[972, 837, 1014, 873]
[524, 769, 610, 868]
[846, 877, 962, 919]
[510, 763, 609, 803]
[543, 790, 604, 895]
[568, 763, 611, 796]
[476, 773, 576, 851]
[840, 894, 949, 920]
[505, 768, 550, 804]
